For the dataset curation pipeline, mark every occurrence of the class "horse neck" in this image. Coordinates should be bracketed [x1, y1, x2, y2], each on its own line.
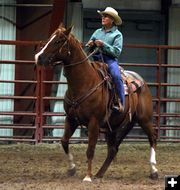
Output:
[64, 42, 98, 96]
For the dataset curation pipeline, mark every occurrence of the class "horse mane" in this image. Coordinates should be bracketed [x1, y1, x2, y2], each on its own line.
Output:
[51, 25, 82, 49]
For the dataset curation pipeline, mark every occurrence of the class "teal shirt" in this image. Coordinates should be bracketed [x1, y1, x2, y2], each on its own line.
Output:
[90, 26, 123, 58]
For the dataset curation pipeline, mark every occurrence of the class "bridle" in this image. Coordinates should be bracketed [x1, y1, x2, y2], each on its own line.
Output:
[51, 31, 99, 68]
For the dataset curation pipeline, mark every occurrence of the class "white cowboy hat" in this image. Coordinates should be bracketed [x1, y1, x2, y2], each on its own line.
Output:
[97, 7, 122, 25]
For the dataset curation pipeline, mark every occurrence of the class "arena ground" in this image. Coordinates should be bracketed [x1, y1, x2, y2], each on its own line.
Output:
[0, 142, 179, 190]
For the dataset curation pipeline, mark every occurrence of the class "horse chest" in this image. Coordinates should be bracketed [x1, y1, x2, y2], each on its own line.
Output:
[64, 97, 105, 125]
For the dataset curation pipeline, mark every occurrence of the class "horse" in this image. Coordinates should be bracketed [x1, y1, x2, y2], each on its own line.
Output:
[35, 25, 158, 182]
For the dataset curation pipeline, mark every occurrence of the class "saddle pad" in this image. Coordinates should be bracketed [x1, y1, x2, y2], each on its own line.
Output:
[124, 80, 143, 95]
[123, 70, 144, 95]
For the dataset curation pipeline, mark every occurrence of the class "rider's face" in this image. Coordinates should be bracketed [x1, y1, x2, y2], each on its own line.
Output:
[101, 14, 114, 27]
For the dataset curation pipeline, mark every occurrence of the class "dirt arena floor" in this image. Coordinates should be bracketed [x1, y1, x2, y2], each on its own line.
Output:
[0, 142, 179, 190]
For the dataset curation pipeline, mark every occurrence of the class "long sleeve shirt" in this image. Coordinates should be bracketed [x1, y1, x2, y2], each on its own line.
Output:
[89, 26, 123, 58]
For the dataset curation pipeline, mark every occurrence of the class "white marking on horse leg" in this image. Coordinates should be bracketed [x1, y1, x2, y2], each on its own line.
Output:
[83, 175, 92, 182]
[68, 153, 76, 170]
[35, 35, 56, 64]
[150, 147, 158, 173]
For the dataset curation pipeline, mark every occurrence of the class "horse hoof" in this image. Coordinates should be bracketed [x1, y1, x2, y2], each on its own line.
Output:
[67, 167, 76, 176]
[83, 175, 92, 182]
[95, 175, 103, 179]
[95, 173, 103, 178]
[150, 172, 158, 180]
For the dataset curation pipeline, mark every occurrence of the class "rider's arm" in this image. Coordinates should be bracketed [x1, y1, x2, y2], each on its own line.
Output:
[102, 33, 123, 58]
[85, 30, 99, 52]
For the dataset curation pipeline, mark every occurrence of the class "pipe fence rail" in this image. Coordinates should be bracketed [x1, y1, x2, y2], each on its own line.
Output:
[0, 40, 180, 143]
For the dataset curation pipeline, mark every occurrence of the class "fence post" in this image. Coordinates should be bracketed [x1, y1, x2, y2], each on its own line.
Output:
[35, 66, 44, 143]
[156, 47, 161, 141]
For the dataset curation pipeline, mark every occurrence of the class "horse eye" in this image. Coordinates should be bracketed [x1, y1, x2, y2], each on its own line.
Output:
[55, 40, 60, 44]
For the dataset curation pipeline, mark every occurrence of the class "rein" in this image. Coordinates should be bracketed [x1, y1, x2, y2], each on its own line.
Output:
[63, 47, 99, 68]
[52, 48, 97, 67]
[64, 76, 109, 108]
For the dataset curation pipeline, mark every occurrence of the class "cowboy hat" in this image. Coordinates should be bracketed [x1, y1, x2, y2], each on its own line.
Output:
[97, 7, 122, 25]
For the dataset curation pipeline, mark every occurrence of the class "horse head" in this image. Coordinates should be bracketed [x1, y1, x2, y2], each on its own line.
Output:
[35, 26, 73, 66]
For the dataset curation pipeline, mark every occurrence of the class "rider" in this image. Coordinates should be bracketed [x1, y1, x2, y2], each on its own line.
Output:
[86, 7, 125, 112]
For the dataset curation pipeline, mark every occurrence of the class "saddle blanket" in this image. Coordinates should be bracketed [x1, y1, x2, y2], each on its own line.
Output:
[123, 70, 144, 95]
[124, 80, 143, 95]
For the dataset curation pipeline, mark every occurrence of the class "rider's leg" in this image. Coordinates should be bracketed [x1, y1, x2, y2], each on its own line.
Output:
[104, 56, 125, 108]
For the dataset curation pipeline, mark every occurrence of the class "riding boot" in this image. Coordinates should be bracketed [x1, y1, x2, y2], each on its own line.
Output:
[113, 98, 124, 112]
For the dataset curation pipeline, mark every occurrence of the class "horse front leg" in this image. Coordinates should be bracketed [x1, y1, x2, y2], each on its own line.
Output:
[83, 117, 99, 182]
[61, 117, 78, 176]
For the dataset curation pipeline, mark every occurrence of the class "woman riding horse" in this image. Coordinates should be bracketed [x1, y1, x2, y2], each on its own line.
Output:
[35, 24, 158, 182]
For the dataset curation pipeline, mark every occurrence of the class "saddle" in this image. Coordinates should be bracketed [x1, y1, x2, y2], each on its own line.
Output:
[91, 61, 144, 119]
[91, 61, 144, 96]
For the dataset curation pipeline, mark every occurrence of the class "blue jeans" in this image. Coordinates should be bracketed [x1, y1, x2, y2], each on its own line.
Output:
[93, 54, 125, 106]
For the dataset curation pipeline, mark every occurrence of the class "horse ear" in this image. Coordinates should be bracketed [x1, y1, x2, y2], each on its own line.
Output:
[58, 22, 65, 29]
[64, 26, 73, 36]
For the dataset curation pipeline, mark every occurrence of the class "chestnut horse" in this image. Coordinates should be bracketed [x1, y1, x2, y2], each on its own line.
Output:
[35, 26, 158, 182]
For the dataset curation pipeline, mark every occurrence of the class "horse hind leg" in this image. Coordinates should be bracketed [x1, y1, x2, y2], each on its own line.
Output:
[95, 117, 136, 178]
[61, 117, 78, 176]
[137, 85, 158, 180]
[149, 143, 158, 180]
[138, 119, 158, 180]
[95, 132, 118, 178]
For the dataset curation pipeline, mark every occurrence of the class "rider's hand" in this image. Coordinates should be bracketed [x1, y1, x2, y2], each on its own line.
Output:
[94, 40, 103, 47]
[86, 40, 94, 47]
